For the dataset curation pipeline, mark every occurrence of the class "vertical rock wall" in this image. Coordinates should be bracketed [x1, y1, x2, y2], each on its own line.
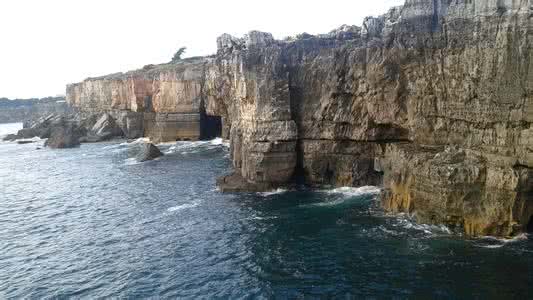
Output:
[209, 32, 298, 191]
[65, 0, 532, 236]
[207, 0, 532, 236]
[66, 59, 214, 142]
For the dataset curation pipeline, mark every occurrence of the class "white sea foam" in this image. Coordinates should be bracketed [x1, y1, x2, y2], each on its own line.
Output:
[121, 138, 150, 146]
[303, 186, 381, 208]
[124, 158, 140, 166]
[162, 138, 230, 155]
[391, 214, 452, 236]
[324, 186, 381, 197]
[167, 201, 201, 212]
[210, 138, 230, 147]
[249, 216, 279, 220]
[308, 198, 351, 207]
[258, 188, 288, 197]
[474, 233, 529, 249]
[102, 143, 128, 150]
[15, 136, 44, 143]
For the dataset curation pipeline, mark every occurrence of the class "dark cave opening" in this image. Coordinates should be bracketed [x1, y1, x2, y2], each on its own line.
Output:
[527, 216, 533, 233]
[200, 114, 222, 140]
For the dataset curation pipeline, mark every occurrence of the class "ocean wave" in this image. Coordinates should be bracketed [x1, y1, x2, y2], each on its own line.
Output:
[167, 201, 201, 212]
[120, 138, 150, 146]
[124, 156, 163, 165]
[248, 216, 279, 220]
[209, 138, 230, 147]
[124, 158, 140, 166]
[473, 234, 529, 249]
[258, 188, 288, 197]
[391, 214, 452, 236]
[307, 198, 352, 207]
[300, 186, 382, 208]
[15, 136, 44, 143]
[163, 138, 230, 155]
[323, 186, 381, 197]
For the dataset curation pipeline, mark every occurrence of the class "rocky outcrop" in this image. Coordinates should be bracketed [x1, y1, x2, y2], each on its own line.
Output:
[63, 0, 532, 236]
[6, 112, 126, 145]
[45, 124, 82, 149]
[381, 144, 533, 236]
[135, 143, 164, 162]
[82, 113, 124, 142]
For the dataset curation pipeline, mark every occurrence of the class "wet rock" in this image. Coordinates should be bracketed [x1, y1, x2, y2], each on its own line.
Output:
[14, 114, 66, 140]
[44, 126, 82, 149]
[2, 134, 18, 141]
[216, 172, 274, 193]
[136, 143, 164, 162]
[380, 144, 533, 237]
[16, 140, 34, 144]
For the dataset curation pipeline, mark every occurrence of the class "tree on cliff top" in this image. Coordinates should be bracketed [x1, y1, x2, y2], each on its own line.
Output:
[171, 47, 187, 63]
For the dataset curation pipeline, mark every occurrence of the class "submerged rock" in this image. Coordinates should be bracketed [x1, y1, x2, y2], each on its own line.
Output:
[2, 134, 18, 141]
[136, 143, 164, 162]
[16, 140, 34, 144]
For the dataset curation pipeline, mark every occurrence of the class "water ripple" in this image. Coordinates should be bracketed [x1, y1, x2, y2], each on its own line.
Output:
[0, 123, 531, 298]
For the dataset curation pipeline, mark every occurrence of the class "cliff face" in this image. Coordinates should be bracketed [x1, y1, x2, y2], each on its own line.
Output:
[66, 0, 533, 236]
[210, 0, 533, 236]
[66, 59, 216, 141]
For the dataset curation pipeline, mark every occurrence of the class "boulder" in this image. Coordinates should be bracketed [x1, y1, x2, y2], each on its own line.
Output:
[136, 143, 164, 162]
[16, 128, 41, 139]
[15, 114, 66, 140]
[84, 113, 123, 142]
[45, 126, 81, 149]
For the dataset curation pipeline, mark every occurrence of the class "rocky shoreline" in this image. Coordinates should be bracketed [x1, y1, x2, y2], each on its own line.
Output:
[2, 112, 164, 162]
[4, 0, 532, 237]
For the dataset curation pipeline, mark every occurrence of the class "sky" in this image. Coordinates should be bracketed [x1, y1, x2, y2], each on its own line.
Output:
[0, 0, 404, 99]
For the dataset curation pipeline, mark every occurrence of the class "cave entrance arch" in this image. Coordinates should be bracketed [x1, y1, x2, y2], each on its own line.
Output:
[200, 112, 222, 140]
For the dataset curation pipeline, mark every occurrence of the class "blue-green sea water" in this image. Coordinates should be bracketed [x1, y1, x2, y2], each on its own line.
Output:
[0, 123, 532, 298]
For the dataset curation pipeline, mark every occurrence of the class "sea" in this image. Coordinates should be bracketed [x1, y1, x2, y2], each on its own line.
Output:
[1, 122, 532, 298]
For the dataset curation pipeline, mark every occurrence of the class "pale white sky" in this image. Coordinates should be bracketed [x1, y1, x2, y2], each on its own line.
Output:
[0, 0, 404, 99]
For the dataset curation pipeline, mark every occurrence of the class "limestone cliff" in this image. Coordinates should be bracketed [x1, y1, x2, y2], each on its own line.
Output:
[65, 0, 533, 237]
[66, 58, 220, 142]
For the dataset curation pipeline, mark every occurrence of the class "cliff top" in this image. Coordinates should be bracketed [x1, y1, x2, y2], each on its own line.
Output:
[0, 97, 66, 108]
[80, 55, 214, 82]
[68, 0, 533, 87]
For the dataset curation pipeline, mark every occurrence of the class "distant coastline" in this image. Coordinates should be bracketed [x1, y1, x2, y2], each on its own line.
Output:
[0, 96, 68, 124]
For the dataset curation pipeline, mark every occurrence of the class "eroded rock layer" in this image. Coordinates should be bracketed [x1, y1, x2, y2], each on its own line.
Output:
[65, 0, 533, 236]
